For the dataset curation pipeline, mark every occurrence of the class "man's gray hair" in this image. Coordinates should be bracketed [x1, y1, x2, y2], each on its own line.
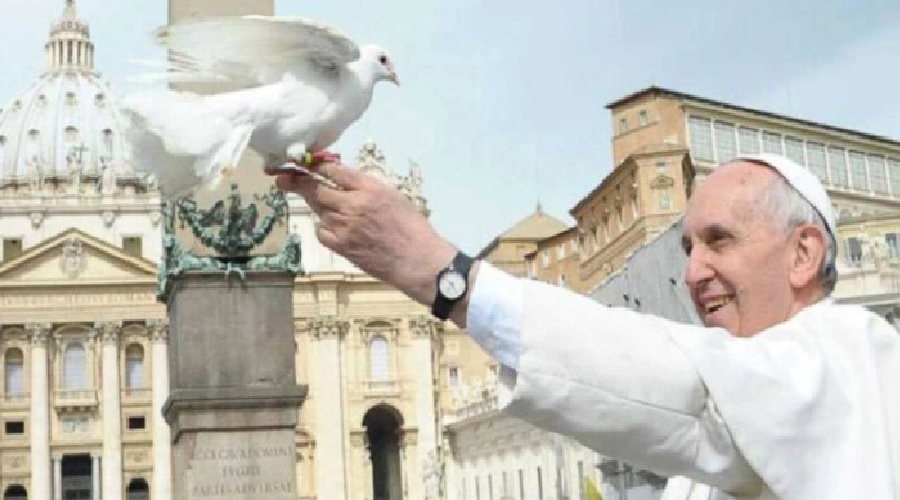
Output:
[757, 174, 838, 295]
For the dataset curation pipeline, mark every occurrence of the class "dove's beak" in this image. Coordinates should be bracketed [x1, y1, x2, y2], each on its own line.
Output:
[389, 71, 400, 86]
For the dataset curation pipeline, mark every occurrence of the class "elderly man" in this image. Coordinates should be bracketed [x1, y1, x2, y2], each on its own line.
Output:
[278, 153, 900, 499]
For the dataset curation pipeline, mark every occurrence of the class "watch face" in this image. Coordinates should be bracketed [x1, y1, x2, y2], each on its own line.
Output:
[439, 271, 466, 300]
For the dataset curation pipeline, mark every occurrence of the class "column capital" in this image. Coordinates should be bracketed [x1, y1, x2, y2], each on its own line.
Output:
[409, 315, 441, 338]
[147, 318, 169, 343]
[312, 315, 348, 339]
[26, 323, 52, 345]
[94, 321, 121, 344]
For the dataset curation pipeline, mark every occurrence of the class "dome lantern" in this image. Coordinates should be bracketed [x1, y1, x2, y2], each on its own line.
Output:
[45, 0, 94, 74]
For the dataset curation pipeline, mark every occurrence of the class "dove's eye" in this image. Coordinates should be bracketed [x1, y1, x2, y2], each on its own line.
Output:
[378, 55, 388, 65]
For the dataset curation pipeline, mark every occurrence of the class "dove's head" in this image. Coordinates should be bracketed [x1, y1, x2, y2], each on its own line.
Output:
[359, 44, 399, 86]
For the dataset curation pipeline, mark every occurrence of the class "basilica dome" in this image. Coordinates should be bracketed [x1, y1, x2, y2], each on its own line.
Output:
[0, 1, 135, 189]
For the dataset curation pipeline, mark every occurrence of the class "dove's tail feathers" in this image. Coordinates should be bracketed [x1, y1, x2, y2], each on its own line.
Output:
[192, 124, 254, 193]
[123, 110, 202, 200]
[120, 90, 253, 200]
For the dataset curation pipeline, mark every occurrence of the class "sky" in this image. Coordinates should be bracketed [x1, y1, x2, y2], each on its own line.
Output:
[0, 0, 899, 254]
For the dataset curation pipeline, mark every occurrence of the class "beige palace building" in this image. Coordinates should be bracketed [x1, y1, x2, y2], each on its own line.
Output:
[558, 86, 900, 294]
[0, 3, 496, 499]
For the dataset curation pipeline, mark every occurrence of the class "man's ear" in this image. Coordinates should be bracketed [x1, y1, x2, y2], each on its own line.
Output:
[789, 224, 827, 289]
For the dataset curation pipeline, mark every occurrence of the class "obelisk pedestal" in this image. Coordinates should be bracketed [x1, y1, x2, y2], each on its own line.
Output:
[163, 271, 306, 499]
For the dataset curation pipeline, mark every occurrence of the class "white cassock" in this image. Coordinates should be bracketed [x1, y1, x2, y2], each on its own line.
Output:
[465, 263, 900, 499]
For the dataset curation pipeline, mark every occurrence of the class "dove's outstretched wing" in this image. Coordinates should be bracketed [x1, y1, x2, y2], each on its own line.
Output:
[146, 15, 361, 91]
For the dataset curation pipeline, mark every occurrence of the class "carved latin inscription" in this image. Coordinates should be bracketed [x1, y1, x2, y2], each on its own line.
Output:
[0, 292, 156, 309]
[184, 431, 296, 499]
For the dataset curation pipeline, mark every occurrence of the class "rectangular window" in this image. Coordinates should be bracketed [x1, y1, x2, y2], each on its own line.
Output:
[888, 158, 900, 196]
[847, 237, 863, 266]
[448, 367, 459, 387]
[807, 142, 828, 183]
[762, 131, 783, 155]
[738, 126, 760, 154]
[2, 238, 22, 262]
[868, 155, 889, 195]
[886, 233, 899, 258]
[688, 116, 714, 161]
[537, 467, 543, 500]
[4, 420, 24, 435]
[639, 109, 649, 126]
[828, 147, 849, 188]
[122, 236, 143, 258]
[848, 151, 869, 191]
[518, 469, 524, 500]
[784, 136, 805, 166]
[714, 121, 737, 162]
[127, 416, 146, 430]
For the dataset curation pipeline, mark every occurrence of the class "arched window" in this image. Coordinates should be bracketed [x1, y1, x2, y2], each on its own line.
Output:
[63, 342, 87, 390]
[64, 126, 78, 146]
[125, 344, 144, 389]
[3, 484, 26, 500]
[4, 348, 24, 398]
[369, 335, 389, 382]
[126, 478, 149, 500]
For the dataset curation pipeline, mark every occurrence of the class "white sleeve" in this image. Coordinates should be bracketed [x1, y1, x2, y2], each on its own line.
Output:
[464, 261, 526, 369]
[491, 277, 764, 496]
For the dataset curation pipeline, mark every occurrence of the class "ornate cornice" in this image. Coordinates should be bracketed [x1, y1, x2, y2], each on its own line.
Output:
[147, 318, 169, 343]
[26, 323, 51, 345]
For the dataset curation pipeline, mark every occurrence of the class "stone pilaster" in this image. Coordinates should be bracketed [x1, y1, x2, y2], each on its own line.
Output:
[28, 322, 51, 500]
[148, 318, 172, 500]
[97, 321, 123, 500]
[312, 316, 349, 500]
[410, 315, 442, 499]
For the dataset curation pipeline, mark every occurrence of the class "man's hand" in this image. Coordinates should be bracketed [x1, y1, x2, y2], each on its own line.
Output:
[276, 163, 472, 325]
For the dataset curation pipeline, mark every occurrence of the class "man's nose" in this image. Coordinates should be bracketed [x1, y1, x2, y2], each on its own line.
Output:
[684, 248, 714, 288]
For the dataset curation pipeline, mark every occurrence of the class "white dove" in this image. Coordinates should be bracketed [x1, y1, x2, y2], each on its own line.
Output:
[121, 15, 399, 199]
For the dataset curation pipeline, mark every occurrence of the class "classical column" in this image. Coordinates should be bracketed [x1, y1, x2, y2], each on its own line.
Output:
[149, 319, 172, 500]
[98, 321, 123, 500]
[53, 456, 62, 500]
[411, 316, 441, 499]
[313, 316, 348, 500]
[92, 454, 101, 500]
[28, 323, 52, 500]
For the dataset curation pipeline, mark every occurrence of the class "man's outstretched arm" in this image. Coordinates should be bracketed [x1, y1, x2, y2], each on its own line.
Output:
[277, 163, 761, 494]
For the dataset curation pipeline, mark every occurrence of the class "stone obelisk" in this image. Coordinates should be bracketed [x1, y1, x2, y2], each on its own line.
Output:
[161, 2, 308, 499]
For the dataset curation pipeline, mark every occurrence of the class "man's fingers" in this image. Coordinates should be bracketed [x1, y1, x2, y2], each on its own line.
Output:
[276, 171, 350, 212]
[314, 219, 340, 251]
[318, 162, 367, 191]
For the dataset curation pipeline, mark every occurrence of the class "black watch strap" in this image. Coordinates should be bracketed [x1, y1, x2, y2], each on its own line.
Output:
[431, 251, 474, 321]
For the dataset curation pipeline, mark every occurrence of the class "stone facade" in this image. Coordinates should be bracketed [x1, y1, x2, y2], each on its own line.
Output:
[0, 5, 495, 499]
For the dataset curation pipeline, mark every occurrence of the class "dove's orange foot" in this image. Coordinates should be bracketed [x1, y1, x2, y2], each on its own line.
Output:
[263, 151, 341, 177]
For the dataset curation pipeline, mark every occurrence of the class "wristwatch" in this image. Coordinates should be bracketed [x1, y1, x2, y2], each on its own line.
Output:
[431, 251, 474, 320]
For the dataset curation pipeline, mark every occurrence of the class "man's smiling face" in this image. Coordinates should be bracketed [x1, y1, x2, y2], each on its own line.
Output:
[682, 161, 797, 337]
